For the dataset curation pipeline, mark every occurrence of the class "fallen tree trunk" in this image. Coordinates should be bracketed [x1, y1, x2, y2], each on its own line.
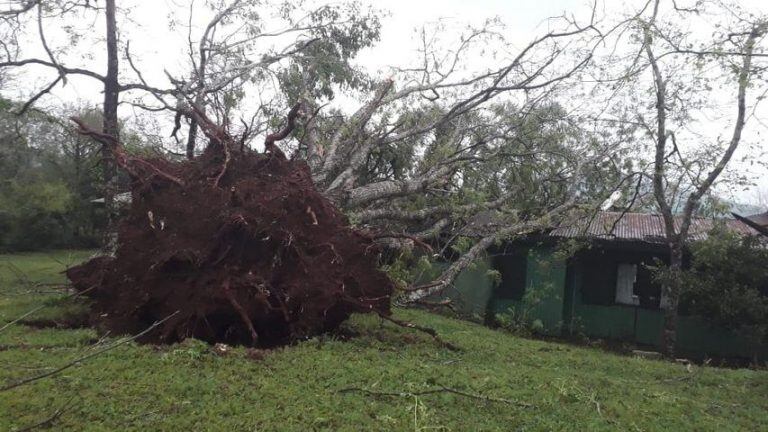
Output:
[66, 105, 394, 347]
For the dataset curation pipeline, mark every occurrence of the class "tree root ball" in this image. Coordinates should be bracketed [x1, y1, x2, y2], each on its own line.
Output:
[66, 146, 394, 347]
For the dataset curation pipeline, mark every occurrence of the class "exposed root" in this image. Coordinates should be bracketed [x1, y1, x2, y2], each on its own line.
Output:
[264, 103, 302, 158]
[306, 206, 319, 225]
[222, 280, 259, 344]
[213, 133, 231, 188]
[70, 117, 186, 187]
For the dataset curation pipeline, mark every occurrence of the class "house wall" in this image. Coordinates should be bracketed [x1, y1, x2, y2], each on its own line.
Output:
[452, 243, 767, 359]
[428, 259, 496, 321]
[488, 246, 566, 335]
[453, 259, 495, 320]
[570, 256, 768, 359]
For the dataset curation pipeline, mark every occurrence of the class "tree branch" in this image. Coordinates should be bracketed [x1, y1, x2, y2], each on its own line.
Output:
[1, 311, 180, 392]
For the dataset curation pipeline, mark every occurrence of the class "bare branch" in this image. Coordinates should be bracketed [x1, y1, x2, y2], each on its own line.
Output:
[0, 58, 106, 81]
[15, 74, 61, 115]
[1, 311, 180, 392]
[0, 0, 39, 16]
[338, 384, 533, 408]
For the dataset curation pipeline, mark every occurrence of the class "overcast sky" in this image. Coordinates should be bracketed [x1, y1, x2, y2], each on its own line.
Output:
[5, 0, 768, 207]
[363, 0, 767, 210]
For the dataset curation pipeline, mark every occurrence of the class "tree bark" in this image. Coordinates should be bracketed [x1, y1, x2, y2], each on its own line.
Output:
[661, 243, 683, 357]
[186, 118, 198, 159]
[101, 0, 120, 254]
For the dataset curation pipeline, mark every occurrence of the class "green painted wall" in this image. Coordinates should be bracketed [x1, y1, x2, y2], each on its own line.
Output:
[452, 259, 495, 320]
[429, 258, 495, 321]
[524, 247, 567, 334]
[570, 303, 766, 358]
[568, 257, 767, 358]
[450, 244, 767, 359]
[489, 246, 567, 335]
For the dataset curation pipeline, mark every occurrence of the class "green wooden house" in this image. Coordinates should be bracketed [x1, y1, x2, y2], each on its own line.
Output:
[443, 212, 768, 360]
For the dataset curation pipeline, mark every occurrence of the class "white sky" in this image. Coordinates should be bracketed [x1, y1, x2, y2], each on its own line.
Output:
[4, 0, 768, 207]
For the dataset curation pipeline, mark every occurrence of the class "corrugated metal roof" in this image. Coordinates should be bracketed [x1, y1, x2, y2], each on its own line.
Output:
[748, 211, 768, 227]
[550, 212, 760, 244]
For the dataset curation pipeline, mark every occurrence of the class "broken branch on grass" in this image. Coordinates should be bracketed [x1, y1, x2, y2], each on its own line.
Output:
[13, 396, 75, 432]
[337, 385, 533, 408]
[415, 298, 456, 311]
[1, 311, 180, 392]
[378, 313, 460, 351]
[0, 285, 97, 334]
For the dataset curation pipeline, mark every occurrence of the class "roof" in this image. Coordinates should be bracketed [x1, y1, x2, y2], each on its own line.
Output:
[465, 211, 763, 244]
[747, 211, 768, 227]
[733, 211, 768, 238]
[550, 212, 760, 244]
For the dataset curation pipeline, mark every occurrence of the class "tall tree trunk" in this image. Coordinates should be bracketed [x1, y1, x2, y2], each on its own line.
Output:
[185, 88, 205, 159]
[661, 242, 683, 358]
[301, 96, 324, 171]
[186, 119, 198, 159]
[648, 21, 765, 359]
[101, 0, 120, 254]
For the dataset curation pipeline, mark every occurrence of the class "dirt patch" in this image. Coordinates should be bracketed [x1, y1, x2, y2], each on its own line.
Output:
[66, 108, 394, 347]
[18, 315, 90, 330]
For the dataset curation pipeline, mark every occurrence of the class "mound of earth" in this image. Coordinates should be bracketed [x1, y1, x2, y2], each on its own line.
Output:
[66, 107, 394, 347]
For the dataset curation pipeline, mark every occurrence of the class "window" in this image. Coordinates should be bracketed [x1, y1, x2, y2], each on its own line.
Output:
[635, 263, 663, 308]
[615, 263, 639, 305]
[579, 250, 667, 309]
[493, 252, 527, 300]
[580, 258, 616, 305]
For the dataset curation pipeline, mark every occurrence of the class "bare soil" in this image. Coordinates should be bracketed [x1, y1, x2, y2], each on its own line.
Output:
[67, 124, 393, 347]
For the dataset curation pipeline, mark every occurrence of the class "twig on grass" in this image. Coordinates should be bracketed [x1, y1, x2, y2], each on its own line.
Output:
[1, 311, 180, 392]
[0, 285, 97, 334]
[338, 385, 534, 408]
[13, 396, 75, 432]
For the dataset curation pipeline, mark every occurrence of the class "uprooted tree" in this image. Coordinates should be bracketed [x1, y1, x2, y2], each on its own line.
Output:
[66, 106, 396, 346]
[4, 0, 635, 345]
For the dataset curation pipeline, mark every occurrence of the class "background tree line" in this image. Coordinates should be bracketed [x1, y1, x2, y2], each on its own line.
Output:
[0, 96, 152, 251]
[0, 98, 101, 250]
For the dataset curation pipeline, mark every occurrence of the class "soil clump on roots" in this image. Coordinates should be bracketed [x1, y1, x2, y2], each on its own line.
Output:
[66, 107, 394, 347]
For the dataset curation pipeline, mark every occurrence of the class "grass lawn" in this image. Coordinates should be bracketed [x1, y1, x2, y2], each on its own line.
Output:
[1, 251, 767, 431]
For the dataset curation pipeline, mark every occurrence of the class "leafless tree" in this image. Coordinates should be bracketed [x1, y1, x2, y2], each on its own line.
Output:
[595, 0, 768, 356]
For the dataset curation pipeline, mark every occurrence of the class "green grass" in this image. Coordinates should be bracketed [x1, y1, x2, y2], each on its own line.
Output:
[1, 251, 767, 431]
